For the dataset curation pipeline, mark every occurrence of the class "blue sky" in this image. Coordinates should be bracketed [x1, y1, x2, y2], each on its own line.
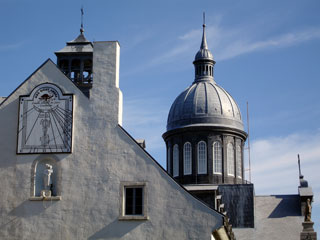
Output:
[1, 0, 320, 233]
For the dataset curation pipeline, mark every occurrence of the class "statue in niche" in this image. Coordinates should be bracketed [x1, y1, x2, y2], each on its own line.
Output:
[305, 198, 312, 222]
[41, 164, 53, 198]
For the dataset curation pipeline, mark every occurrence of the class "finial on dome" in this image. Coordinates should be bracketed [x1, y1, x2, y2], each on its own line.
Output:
[194, 13, 213, 62]
[201, 12, 208, 50]
[80, 6, 84, 34]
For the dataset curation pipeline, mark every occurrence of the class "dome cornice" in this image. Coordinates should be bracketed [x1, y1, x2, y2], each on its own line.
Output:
[163, 125, 247, 141]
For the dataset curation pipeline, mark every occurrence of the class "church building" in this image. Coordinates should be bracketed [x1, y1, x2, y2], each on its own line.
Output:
[0, 16, 317, 240]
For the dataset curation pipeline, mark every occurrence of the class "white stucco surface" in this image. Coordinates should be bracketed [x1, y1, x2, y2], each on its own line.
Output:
[0, 42, 223, 239]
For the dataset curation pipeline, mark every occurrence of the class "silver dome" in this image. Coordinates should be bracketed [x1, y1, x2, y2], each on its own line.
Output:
[167, 81, 244, 131]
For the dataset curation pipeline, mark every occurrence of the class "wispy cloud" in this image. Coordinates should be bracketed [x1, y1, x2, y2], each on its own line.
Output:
[123, 97, 167, 128]
[0, 42, 25, 52]
[122, 97, 167, 163]
[122, 31, 153, 53]
[149, 23, 320, 66]
[248, 131, 320, 195]
[215, 27, 320, 60]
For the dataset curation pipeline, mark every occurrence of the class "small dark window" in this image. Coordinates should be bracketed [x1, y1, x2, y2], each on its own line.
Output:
[125, 187, 143, 215]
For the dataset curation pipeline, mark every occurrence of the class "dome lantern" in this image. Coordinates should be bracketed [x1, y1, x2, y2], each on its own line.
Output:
[193, 13, 216, 84]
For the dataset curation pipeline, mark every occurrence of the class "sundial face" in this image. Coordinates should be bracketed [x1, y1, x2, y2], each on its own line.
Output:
[17, 83, 73, 154]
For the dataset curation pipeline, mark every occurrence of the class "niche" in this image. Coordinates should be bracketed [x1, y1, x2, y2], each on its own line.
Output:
[29, 157, 61, 201]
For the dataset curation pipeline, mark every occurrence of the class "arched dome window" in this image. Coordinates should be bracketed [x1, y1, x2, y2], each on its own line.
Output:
[197, 141, 207, 174]
[213, 141, 222, 174]
[236, 145, 242, 178]
[167, 147, 171, 175]
[183, 142, 192, 175]
[173, 144, 179, 177]
[227, 143, 235, 176]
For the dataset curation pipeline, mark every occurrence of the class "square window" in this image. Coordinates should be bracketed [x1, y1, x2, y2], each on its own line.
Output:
[125, 187, 143, 215]
[119, 182, 148, 220]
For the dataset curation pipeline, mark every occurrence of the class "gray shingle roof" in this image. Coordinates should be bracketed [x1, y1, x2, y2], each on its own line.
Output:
[55, 33, 93, 54]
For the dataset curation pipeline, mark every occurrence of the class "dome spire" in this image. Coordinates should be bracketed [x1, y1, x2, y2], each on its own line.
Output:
[80, 6, 84, 34]
[193, 13, 215, 83]
[200, 12, 208, 50]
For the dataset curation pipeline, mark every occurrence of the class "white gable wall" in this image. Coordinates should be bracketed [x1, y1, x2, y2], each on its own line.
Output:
[0, 42, 223, 239]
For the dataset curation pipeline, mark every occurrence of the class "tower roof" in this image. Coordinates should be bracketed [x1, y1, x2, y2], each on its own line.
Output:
[55, 32, 93, 54]
[67, 32, 91, 44]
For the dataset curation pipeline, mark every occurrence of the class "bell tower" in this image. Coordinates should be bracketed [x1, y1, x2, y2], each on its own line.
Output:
[55, 8, 93, 97]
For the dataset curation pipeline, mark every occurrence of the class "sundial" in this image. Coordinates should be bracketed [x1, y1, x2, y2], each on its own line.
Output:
[17, 83, 73, 154]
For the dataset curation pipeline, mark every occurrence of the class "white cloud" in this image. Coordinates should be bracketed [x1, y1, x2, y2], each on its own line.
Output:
[248, 131, 320, 196]
[248, 131, 320, 232]
[215, 27, 320, 61]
